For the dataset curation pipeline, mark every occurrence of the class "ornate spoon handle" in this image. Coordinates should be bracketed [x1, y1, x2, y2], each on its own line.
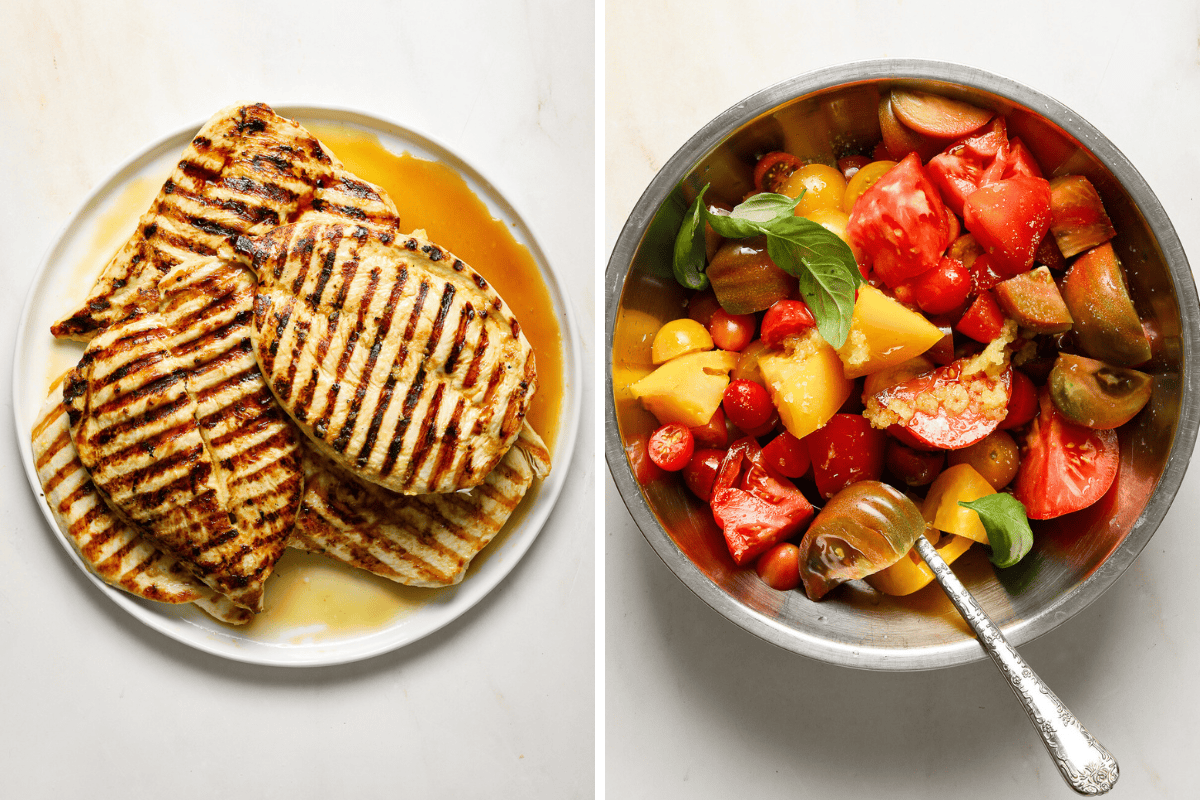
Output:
[913, 536, 1119, 795]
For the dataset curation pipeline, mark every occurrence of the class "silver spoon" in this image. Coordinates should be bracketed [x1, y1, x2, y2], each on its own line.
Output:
[912, 536, 1119, 795]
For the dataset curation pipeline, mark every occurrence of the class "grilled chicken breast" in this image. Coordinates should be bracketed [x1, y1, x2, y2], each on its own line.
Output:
[229, 218, 537, 495]
[63, 256, 303, 612]
[51, 102, 399, 341]
[32, 386, 252, 625]
[290, 422, 551, 586]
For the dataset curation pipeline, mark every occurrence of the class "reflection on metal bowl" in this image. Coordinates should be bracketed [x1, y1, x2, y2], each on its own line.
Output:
[605, 59, 1200, 671]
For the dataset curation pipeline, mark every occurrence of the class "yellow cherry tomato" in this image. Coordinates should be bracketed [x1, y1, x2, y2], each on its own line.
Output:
[650, 318, 714, 365]
[843, 160, 897, 213]
[780, 164, 847, 217]
[920, 463, 995, 544]
[803, 208, 851, 245]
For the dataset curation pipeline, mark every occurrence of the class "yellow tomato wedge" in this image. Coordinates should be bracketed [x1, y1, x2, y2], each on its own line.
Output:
[866, 532, 975, 596]
[921, 463, 995, 544]
[836, 285, 943, 379]
[758, 331, 853, 440]
[650, 318, 713, 364]
[629, 350, 738, 427]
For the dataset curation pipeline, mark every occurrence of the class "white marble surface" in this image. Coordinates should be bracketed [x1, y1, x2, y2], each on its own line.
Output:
[606, 1, 1200, 798]
[0, 2, 594, 798]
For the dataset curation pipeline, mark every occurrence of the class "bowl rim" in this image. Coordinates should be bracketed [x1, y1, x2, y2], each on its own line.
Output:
[605, 58, 1200, 671]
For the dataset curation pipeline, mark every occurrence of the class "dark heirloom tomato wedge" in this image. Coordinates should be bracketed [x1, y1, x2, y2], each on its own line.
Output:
[963, 174, 1052, 277]
[868, 360, 1013, 451]
[797, 481, 926, 600]
[804, 413, 887, 499]
[1013, 391, 1119, 520]
[1048, 175, 1116, 258]
[847, 152, 952, 287]
[710, 438, 814, 566]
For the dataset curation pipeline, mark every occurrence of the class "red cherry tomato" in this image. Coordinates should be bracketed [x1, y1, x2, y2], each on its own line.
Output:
[647, 423, 694, 472]
[963, 174, 1052, 278]
[837, 155, 871, 181]
[999, 370, 1038, 429]
[871, 360, 1013, 451]
[884, 439, 945, 486]
[687, 290, 722, 328]
[955, 290, 1006, 343]
[710, 438, 814, 565]
[760, 299, 816, 349]
[690, 407, 730, 449]
[682, 448, 725, 502]
[911, 256, 972, 315]
[624, 433, 664, 485]
[753, 151, 803, 194]
[804, 413, 887, 499]
[1013, 391, 1118, 520]
[709, 308, 756, 352]
[722, 379, 773, 431]
[761, 432, 810, 478]
[755, 543, 802, 591]
[847, 152, 953, 288]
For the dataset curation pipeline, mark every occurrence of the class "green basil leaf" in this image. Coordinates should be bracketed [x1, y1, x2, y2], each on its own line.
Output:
[672, 185, 710, 290]
[959, 494, 1034, 569]
[764, 216, 863, 348]
[703, 206, 767, 239]
[728, 192, 802, 224]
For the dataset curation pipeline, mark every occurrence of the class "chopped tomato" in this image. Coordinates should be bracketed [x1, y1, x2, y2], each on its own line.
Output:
[1048, 175, 1117, 258]
[710, 438, 815, 566]
[847, 152, 953, 287]
[624, 433, 665, 485]
[709, 308, 756, 352]
[955, 290, 1006, 343]
[910, 255, 972, 315]
[926, 117, 1009, 216]
[1013, 391, 1119, 519]
[869, 361, 1013, 451]
[722, 379, 773, 431]
[963, 175, 1052, 277]
[761, 431, 810, 478]
[754, 151, 802, 194]
[648, 423, 695, 472]
[690, 407, 730, 449]
[1035, 234, 1066, 271]
[981, 137, 1043, 184]
[999, 370, 1038, 429]
[682, 448, 725, 502]
[760, 299, 816, 348]
[804, 413, 887, 499]
[755, 543, 801, 591]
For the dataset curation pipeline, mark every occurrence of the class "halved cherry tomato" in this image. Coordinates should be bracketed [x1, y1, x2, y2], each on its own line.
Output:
[999, 369, 1038, 429]
[624, 433, 665, 485]
[868, 360, 1013, 451]
[690, 407, 731, 449]
[648, 423, 695, 472]
[804, 413, 887, 499]
[710, 438, 815, 565]
[682, 448, 725, 502]
[955, 290, 1006, 343]
[1013, 391, 1119, 519]
[910, 256, 972, 315]
[760, 299, 816, 349]
[709, 308, 756, 352]
[963, 174, 1052, 278]
[847, 152, 952, 287]
[761, 431, 810, 478]
[755, 543, 801, 591]
[722, 379, 773, 431]
[754, 151, 802, 194]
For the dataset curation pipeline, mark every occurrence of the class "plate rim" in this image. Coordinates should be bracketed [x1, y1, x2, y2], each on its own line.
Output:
[14, 102, 582, 667]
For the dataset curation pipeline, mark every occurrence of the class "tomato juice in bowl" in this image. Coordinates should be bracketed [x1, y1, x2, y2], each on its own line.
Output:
[605, 60, 1200, 670]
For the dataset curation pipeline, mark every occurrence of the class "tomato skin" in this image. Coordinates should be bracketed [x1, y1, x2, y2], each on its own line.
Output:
[847, 152, 953, 287]
[963, 175, 1052, 277]
[804, 413, 887, 499]
[761, 431, 810, 478]
[722, 379, 773, 431]
[710, 438, 815, 565]
[955, 290, 1006, 343]
[885, 439, 944, 486]
[999, 370, 1038, 429]
[754, 151, 803, 194]
[682, 448, 725, 502]
[708, 308, 756, 352]
[690, 407, 731, 449]
[911, 256, 972, 315]
[870, 361, 1012, 451]
[837, 155, 871, 181]
[648, 423, 695, 472]
[760, 299, 816, 349]
[755, 543, 802, 591]
[1013, 391, 1119, 520]
[624, 433, 665, 485]
[926, 117, 1009, 216]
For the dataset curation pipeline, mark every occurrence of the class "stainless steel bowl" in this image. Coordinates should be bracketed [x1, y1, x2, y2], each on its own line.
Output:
[605, 59, 1200, 671]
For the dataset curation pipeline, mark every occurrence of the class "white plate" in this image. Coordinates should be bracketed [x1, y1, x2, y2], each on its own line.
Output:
[13, 105, 581, 667]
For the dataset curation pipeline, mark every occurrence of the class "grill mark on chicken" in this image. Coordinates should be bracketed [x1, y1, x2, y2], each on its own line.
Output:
[402, 382, 445, 490]
[445, 304, 473, 374]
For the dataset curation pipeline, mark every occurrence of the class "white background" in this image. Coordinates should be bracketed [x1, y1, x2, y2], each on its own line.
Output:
[0, 2, 594, 798]
[606, 1, 1200, 798]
